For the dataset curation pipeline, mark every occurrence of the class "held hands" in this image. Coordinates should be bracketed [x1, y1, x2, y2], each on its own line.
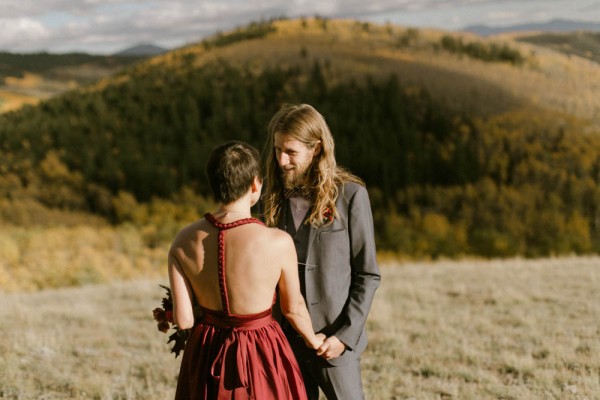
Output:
[316, 335, 346, 360]
[305, 333, 347, 360]
[307, 333, 326, 350]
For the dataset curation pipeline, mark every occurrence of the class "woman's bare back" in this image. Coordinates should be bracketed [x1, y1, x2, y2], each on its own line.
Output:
[170, 216, 293, 315]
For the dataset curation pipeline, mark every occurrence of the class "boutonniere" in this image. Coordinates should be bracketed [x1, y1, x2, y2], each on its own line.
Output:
[152, 285, 190, 358]
[322, 207, 333, 224]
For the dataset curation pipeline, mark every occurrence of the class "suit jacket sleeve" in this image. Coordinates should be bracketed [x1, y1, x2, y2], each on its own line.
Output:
[333, 184, 381, 350]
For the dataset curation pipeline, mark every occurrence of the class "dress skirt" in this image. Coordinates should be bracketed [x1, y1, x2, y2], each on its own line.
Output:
[175, 307, 308, 400]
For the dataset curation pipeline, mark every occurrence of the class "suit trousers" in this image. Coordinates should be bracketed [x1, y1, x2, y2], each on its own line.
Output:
[287, 330, 365, 400]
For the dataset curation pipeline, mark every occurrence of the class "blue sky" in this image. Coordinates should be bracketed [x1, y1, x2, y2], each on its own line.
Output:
[0, 0, 599, 54]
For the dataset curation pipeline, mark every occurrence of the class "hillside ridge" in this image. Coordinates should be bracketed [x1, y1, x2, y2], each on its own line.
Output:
[133, 18, 600, 124]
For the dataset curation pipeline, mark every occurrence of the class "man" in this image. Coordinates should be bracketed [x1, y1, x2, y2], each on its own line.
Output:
[262, 104, 381, 400]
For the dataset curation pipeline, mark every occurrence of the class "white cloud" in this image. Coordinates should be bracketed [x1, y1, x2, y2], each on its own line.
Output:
[486, 10, 519, 22]
[0, 18, 50, 48]
[0, 0, 597, 53]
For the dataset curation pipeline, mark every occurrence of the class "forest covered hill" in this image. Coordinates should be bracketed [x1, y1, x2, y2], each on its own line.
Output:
[1, 17, 600, 260]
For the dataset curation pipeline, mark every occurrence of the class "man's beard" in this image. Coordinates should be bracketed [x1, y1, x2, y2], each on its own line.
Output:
[281, 167, 309, 189]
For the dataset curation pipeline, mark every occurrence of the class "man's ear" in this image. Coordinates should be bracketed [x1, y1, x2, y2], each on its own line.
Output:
[314, 140, 322, 156]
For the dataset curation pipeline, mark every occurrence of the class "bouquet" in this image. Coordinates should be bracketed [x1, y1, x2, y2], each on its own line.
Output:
[152, 284, 191, 357]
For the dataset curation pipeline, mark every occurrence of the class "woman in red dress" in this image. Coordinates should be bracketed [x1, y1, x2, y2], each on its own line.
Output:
[169, 141, 323, 399]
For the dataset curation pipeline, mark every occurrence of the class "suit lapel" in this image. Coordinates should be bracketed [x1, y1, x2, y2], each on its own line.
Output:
[279, 200, 318, 263]
[306, 223, 318, 265]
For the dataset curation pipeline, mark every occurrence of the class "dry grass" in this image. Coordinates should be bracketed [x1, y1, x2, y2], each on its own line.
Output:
[0, 90, 40, 113]
[0, 280, 179, 399]
[0, 72, 78, 113]
[4, 73, 45, 88]
[1, 257, 599, 399]
[365, 257, 600, 399]
[0, 224, 166, 292]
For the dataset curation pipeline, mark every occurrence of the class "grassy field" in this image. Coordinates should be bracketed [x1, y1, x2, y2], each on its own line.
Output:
[0, 257, 599, 399]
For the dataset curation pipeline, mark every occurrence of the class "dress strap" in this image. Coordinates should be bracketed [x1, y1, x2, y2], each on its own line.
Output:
[204, 213, 264, 315]
[204, 213, 264, 230]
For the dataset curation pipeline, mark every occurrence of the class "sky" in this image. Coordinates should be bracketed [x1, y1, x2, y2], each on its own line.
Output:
[0, 0, 599, 54]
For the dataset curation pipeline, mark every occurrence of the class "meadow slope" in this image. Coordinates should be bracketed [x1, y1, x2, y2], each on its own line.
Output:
[1, 257, 598, 399]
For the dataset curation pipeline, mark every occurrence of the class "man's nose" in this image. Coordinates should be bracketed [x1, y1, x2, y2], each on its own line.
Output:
[277, 152, 288, 166]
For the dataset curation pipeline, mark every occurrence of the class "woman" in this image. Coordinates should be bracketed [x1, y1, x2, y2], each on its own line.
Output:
[169, 141, 323, 399]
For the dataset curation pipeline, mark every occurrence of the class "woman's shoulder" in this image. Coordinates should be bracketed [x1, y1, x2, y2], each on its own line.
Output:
[238, 225, 293, 267]
[248, 223, 293, 249]
[260, 224, 293, 241]
[176, 218, 210, 238]
[169, 219, 210, 252]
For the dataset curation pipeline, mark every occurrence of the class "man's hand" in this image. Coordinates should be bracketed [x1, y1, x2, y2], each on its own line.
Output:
[316, 335, 346, 359]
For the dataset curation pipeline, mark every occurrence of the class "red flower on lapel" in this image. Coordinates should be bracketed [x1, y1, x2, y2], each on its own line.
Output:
[322, 208, 333, 224]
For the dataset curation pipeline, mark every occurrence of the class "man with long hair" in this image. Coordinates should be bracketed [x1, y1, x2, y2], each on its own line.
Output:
[262, 104, 381, 399]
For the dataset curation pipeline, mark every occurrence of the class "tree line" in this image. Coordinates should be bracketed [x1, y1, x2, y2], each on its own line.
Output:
[439, 35, 527, 65]
[0, 52, 143, 80]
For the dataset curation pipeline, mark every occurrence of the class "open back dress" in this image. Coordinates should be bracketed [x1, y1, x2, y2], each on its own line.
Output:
[174, 213, 308, 400]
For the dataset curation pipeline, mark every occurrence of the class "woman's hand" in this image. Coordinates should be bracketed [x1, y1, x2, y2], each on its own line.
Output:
[306, 332, 327, 349]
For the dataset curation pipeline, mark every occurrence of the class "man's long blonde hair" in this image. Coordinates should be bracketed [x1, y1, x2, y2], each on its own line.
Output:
[262, 104, 364, 227]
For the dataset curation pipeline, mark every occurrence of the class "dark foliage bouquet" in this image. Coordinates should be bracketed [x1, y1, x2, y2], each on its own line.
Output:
[152, 284, 191, 357]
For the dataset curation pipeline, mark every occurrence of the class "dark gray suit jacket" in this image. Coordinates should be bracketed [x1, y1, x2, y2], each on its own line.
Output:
[278, 182, 381, 367]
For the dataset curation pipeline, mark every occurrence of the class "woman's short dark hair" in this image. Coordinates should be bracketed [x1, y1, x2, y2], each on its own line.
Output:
[206, 141, 262, 204]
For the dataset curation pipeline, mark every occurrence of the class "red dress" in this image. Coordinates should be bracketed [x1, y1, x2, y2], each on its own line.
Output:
[174, 214, 308, 400]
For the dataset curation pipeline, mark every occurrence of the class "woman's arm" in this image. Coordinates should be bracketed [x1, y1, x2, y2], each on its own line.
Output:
[276, 233, 324, 349]
[168, 248, 195, 330]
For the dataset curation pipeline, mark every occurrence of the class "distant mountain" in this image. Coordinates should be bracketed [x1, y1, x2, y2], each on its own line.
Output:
[515, 31, 600, 64]
[464, 19, 600, 36]
[113, 43, 167, 57]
